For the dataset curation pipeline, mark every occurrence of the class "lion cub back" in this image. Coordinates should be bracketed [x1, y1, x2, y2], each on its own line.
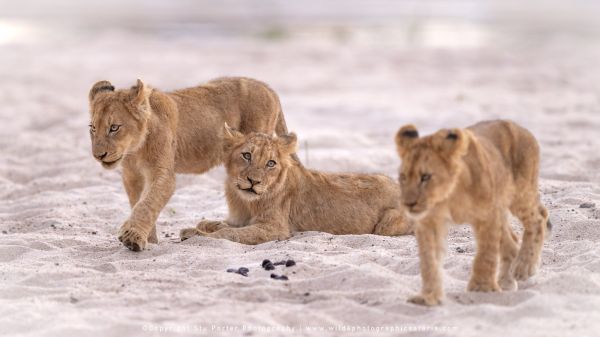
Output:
[468, 120, 541, 191]
[288, 168, 401, 235]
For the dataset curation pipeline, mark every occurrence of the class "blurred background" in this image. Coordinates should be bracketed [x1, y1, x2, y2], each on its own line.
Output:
[1, 0, 599, 181]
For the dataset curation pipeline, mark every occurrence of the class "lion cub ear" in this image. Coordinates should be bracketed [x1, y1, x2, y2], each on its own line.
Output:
[130, 79, 152, 121]
[278, 132, 298, 154]
[222, 123, 245, 152]
[433, 128, 469, 159]
[395, 124, 419, 157]
[89, 80, 114, 102]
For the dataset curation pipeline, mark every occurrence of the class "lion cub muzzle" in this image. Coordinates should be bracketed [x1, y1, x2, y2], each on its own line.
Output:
[92, 146, 123, 169]
[239, 177, 260, 195]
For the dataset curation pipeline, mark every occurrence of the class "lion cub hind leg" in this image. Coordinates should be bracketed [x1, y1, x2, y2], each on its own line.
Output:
[510, 197, 549, 281]
[373, 208, 414, 236]
[498, 218, 519, 291]
[467, 216, 502, 292]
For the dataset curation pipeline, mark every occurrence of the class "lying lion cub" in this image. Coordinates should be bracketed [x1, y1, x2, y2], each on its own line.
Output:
[180, 125, 412, 244]
[395, 120, 550, 306]
[88, 77, 294, 251]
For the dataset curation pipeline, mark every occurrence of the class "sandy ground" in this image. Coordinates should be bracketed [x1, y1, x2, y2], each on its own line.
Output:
[1, 2, 600, 336]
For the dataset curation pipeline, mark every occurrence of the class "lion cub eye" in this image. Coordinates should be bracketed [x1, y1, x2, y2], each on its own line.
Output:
[242, 152, 252, 161]
[88, 124, 96, 133]
[266, 160, 276, 168]
[421, 173, 432, 183]
[109, 124, 120, 133]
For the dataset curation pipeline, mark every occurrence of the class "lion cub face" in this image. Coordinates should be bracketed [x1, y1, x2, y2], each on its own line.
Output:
[222, 125, 297, 201]
[395, 125, 469, 218]
[88, 80, 151, 169]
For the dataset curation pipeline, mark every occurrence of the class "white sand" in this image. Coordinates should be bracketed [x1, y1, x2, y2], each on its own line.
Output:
[1, 2, 600, 336]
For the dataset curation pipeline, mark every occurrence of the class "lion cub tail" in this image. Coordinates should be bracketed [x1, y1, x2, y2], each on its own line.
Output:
[539, 204, 553, 238]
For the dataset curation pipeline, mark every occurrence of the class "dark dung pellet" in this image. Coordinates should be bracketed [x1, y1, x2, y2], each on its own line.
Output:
[262, 259, 275, 270]
[227, 267, 249, 277]
[270, 273, 288, 281]
[285, 260, 296, 267]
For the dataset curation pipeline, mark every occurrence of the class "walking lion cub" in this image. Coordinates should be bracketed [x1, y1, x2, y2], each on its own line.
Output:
[395, 120, 550, 306]
[88, 77, 294, 251]
[180, 125, 412, 244]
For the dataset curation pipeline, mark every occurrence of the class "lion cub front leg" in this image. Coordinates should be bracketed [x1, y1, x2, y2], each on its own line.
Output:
[119, 158, 176, 251]
[180, 220, 230, 241]
[122, 165, 144, 208]
[206, 224, 290, 245]
[408, 220, 447, 306]
[196, 220, 230, 233]
[201, 216, 290, 245]
[122, 166, 160, 243]
[468, 216, 502, 292]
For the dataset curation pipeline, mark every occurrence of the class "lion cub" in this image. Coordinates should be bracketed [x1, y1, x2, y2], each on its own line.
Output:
[180, 125, 412, 244]
[88, 77, 294, 251]
[395, 120, 550, 306]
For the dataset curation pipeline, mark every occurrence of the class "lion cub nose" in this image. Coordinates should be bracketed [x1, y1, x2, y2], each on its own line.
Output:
[404, 201, 418, 208]
[247, 177, 260, 186]
[94, 152, 108, 160]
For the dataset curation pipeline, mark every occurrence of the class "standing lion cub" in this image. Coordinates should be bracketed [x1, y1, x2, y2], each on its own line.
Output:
[395, 120, 550, 306]
[88, 77, 294, 251]
[179, 125, 412, 244]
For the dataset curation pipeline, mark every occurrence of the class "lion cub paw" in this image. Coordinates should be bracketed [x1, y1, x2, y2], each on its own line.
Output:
[498, 277, 518, 291]
[511, 256, 539, 281]
[180, 228, 201, 241]
[467, 279, 501, 292]
[407, 293, 443, 306]
[118, 226, 148, 252]
[148, 228, 159, 244]
[196, 220, 227, 233]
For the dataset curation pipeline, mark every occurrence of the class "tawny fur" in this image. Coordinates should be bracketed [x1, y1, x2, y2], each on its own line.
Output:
[179, 126, 412, 244]
[88, 77, 294, 251]
[395, 120, 550, 306]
